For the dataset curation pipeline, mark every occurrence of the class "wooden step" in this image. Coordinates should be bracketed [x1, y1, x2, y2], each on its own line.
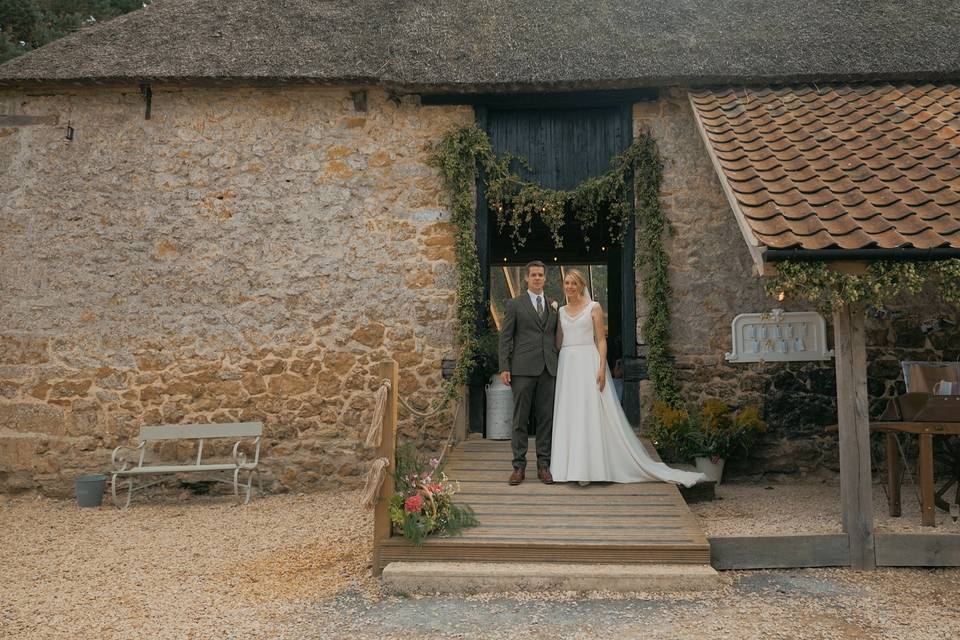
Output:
[382, 561, 721, 594]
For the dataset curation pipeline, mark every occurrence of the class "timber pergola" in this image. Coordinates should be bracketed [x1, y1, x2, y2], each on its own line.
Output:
[690, 83, 960, 570]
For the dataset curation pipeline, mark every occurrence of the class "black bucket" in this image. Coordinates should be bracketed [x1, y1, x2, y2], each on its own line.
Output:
[75, 474, 107, 508]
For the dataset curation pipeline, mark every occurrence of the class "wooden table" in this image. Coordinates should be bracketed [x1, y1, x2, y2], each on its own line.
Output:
[872, 421, 960, 526]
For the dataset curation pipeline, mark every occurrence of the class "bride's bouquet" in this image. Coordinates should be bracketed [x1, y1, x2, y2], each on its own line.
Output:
[388, 445, 478, 547]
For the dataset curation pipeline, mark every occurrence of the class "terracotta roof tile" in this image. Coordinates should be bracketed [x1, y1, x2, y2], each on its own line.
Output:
[691, 83, 960, 252]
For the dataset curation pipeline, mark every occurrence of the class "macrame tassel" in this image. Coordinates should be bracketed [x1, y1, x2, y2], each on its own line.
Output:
[364, 379, 391, 448]
[361, 457, 390, 510]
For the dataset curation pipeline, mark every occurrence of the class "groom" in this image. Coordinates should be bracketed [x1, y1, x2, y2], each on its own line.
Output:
[498, 260, 559, 485]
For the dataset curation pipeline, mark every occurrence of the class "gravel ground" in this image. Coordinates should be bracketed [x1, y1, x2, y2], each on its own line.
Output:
[691, 480, 960, 536]
[1, 487, 958, 639]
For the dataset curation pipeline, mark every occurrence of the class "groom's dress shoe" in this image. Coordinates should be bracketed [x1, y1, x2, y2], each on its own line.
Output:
[538, 468, 554, 484]
[509, 468, 525, 485]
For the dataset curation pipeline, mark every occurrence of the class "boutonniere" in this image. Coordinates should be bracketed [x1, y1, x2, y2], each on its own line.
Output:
[550, 300, 559, 311]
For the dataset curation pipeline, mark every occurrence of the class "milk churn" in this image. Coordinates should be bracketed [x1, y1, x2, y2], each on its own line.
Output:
[485, 374, 513, 439]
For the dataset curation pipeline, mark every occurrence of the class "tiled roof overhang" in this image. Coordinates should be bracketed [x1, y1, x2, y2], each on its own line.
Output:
[689, 84, 960, 272]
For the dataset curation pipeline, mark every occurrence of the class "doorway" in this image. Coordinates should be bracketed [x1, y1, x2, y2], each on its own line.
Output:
[470, 101, 641, 434]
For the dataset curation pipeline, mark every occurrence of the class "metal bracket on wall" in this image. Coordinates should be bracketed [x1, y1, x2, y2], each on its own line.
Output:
[140, 84, 152, 120]
[350, 90, 367, 112]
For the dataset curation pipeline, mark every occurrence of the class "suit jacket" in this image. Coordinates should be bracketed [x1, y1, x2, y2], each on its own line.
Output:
[498, 292, 560, 377]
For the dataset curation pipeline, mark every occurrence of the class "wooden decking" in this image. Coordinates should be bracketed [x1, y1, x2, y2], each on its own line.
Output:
[376, 437, 711, 570]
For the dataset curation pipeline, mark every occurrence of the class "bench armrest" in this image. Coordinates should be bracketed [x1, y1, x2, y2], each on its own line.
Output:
[232, 437, 260, 467]
[111, 441, 145, 472]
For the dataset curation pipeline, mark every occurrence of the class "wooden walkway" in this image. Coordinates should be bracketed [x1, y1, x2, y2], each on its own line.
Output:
[376, 437, 711, 570]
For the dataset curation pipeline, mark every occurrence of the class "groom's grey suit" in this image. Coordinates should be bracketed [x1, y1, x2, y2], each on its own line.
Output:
[498, 292, 560, 471]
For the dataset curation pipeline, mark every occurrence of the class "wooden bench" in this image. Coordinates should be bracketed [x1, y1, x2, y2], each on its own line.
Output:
[110, 422, 263, 508]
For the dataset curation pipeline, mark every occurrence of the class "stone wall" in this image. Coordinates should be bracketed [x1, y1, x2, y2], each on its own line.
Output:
[0, 86, 471, 495]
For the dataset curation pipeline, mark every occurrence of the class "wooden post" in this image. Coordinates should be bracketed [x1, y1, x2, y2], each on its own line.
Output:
[452, 385, 469, 444]
[833, 304, 876, 569]
[918, 434, 936, 526]
[885, 433, 901, 517]
[372, 359, 398, 576]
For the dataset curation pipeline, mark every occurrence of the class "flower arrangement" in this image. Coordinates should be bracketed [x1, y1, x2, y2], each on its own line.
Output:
[388, 445, 478, 547]
[648, 399, 767, 463]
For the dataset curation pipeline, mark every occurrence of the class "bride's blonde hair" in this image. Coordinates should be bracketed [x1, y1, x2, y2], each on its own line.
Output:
[563, 268, 588, 303]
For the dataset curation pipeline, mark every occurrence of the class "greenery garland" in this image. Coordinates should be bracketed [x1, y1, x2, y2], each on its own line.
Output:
[633, 134, 681, 407]
[429, 124, 680, 407]
[766, 259, 960, 312]
[427, 126, 490, 401]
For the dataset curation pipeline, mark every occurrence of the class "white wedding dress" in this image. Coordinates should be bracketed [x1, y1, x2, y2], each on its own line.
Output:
[550, 301, 707, 487]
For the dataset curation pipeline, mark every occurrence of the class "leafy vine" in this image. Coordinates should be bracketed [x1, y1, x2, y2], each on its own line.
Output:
[766, 259, 960, 312]
[428, 124, 680, 407]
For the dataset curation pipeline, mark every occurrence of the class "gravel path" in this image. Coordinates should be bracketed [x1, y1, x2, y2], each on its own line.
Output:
[1, 487, 958, 639]
[691, 480, 960, 536]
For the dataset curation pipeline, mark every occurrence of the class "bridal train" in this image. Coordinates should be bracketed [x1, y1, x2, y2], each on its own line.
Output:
[549, 300, 706, 488]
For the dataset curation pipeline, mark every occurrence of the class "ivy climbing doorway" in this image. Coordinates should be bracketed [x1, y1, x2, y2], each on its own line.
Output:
[470, 100, 643, 433]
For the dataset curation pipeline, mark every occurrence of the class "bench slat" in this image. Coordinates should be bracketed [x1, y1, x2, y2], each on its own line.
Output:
[139, 422, 262, 441]
[117, 463, 257, 474]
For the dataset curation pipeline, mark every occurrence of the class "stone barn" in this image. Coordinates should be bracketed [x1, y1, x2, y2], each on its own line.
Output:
[1, 0, 959, 496]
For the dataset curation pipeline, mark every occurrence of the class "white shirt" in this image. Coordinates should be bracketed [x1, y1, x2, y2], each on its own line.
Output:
[527, 289, 545, 313]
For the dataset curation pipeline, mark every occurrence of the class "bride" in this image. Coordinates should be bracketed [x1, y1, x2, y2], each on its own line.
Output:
[549, 269, 706, 488]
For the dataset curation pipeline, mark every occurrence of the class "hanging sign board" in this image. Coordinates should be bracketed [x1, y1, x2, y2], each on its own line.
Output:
[725, 309, 834, 363]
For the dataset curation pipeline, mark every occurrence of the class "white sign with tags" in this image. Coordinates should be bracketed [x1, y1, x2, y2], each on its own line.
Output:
[725, 309, 834, 363]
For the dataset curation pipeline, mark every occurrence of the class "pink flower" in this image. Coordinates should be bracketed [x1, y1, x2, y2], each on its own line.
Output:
[404, 494, 424, 514]
[429, 458, 441, 468]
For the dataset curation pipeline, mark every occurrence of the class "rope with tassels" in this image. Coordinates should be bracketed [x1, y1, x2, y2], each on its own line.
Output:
[398, 394, 447, 418]
[359, 376, 465, 510]
[360, 378, 392, 510]
[364, 379, 391, 449]
[361, 457, 390, 510]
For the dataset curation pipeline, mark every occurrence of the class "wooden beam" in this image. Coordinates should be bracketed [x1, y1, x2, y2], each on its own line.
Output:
[419, 88, 659, 108]
[372, 359, 399, 575]
[832, 304, 876, 569]
[875, 534, 960, 566]
[828, 261, 869, 275]
[708, 535, 850, 570]
[451, 385, 468, 445]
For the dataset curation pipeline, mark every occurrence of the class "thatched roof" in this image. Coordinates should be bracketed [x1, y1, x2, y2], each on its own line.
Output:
[2, 0, 960, 90]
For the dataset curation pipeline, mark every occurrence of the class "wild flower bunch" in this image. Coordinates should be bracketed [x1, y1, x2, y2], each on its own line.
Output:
[388, 445, 478, 547]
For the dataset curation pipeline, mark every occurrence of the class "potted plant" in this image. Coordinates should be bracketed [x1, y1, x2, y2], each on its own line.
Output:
[474, 328, 501, 384]
[694, 399, 766, 483]
[647, 402, 701, 463]
[648, 399, 766, 483]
